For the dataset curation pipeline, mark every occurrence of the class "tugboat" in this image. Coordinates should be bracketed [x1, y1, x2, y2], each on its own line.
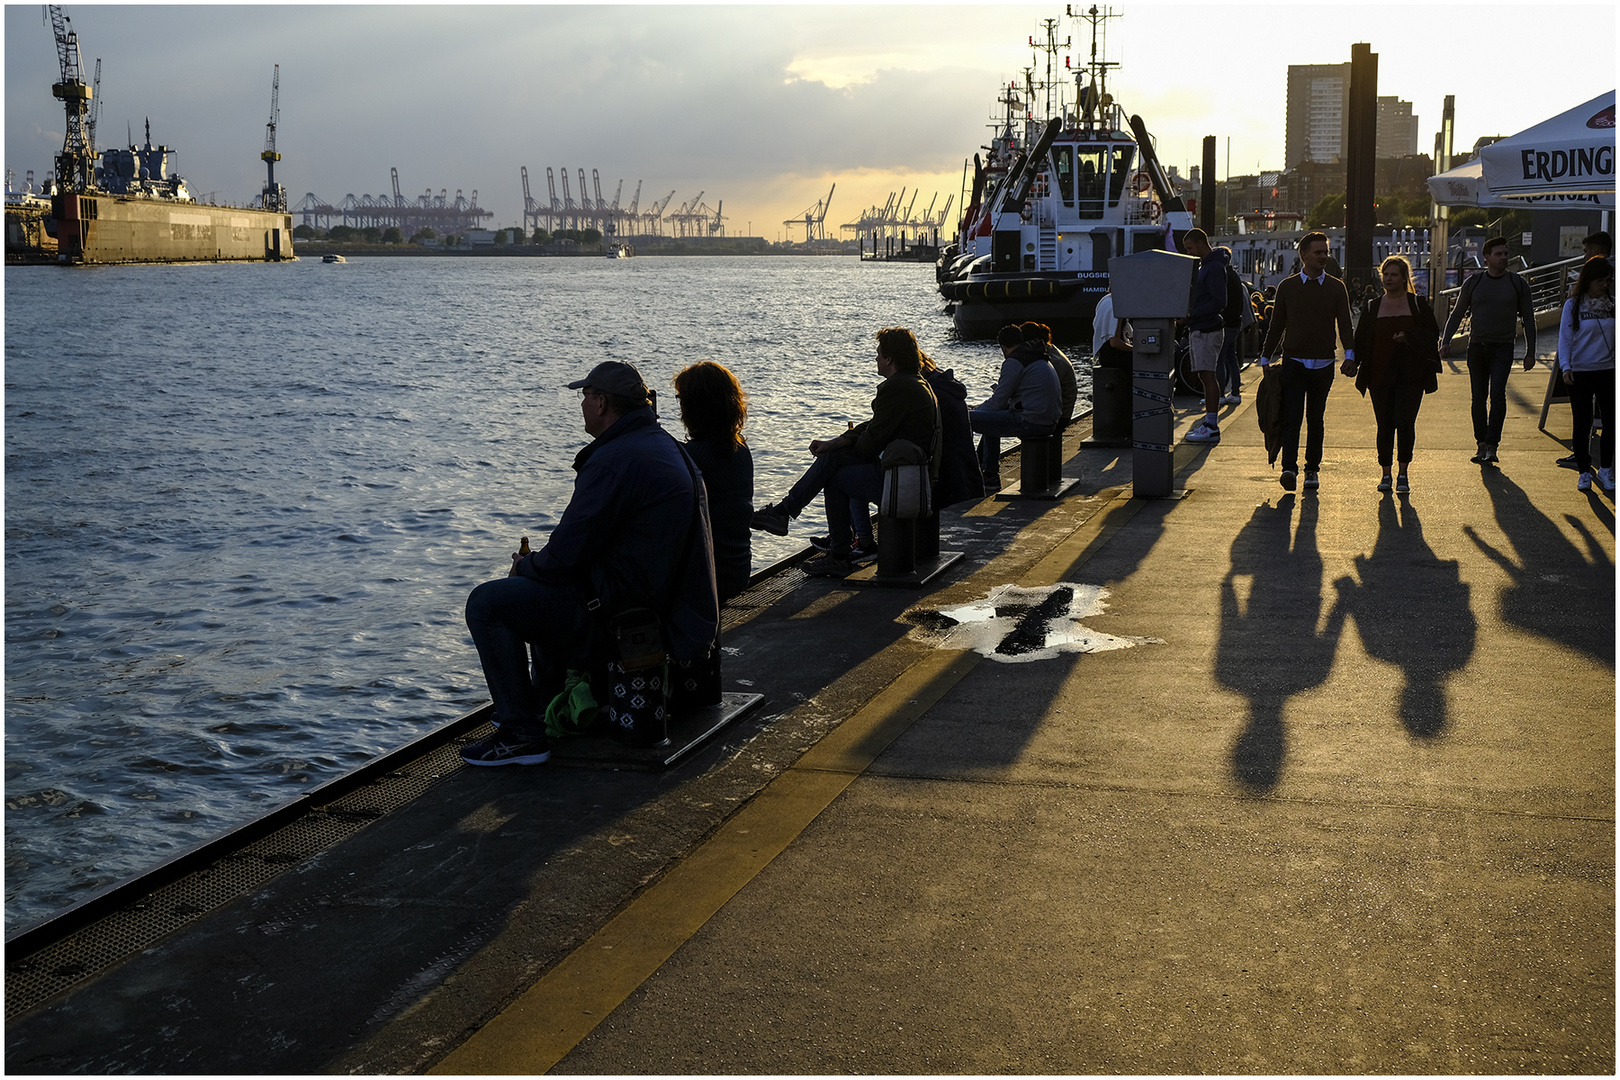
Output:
[937, 6, 1194, 339]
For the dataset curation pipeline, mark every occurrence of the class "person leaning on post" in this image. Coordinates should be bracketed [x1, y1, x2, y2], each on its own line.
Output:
[460, 360, 720, 766]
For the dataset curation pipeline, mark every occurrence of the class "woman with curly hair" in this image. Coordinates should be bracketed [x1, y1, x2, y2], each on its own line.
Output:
[673, 361, 753, 599]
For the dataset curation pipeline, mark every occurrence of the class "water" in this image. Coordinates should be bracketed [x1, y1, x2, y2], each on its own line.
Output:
[4, 254, 1083, 932]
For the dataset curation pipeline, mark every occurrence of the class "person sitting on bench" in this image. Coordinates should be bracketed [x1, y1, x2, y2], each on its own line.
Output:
[970, 324, 1062, 489]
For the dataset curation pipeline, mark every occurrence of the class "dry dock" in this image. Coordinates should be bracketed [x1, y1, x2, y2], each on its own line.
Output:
[6, 349, 1613, 1074]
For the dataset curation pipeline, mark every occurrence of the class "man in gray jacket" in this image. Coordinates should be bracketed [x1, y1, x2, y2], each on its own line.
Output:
[970, 324, 1062, 487]
[1440, 236, 1536, 464]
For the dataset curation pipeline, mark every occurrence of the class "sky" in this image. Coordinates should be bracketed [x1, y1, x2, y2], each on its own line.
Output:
[5, 2, 1614, 240]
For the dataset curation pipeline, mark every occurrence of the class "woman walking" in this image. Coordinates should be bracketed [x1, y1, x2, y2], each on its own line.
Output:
[1345, 255, 1439, 493]
[1559, 257, 1616, 492]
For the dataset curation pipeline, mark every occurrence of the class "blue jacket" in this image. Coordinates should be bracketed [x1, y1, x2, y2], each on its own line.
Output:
[1187, 247, 1232, 333]
[514, 407, 719, 662]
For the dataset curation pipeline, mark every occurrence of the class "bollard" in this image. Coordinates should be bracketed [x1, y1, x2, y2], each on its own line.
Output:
[1087, 365, 1132, 446]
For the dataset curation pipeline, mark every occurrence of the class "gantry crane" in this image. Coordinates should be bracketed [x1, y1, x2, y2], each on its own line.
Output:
[521, 166, 541, 234]
[260, 64, 285, 212]
[645, 190, 676, 235]
[783, 183, 835, 242]
[46, 5, 95, 192]
[545, 168, 561, 232]
[86, 58, 102, 161]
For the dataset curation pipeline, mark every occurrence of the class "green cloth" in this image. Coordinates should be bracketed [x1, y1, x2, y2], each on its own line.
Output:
[543, 669, 600, 739]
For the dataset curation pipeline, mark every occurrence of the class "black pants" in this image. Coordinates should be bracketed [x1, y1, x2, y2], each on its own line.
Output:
[1465, 341, 1514, 445]
[1369, 383, 1425, 467]
[1279, 359, 1335, 473]
[1569, 367, 1615, 472]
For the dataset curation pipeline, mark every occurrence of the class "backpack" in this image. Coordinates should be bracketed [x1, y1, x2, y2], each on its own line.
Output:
[1458, 269, 1528, 310]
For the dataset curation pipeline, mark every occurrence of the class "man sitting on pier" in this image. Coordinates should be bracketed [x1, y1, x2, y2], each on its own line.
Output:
[461, 360, 719, 766]
[970, 324, 1063, 488]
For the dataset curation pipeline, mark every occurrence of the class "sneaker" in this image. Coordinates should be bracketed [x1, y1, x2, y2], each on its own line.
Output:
[460, 730, 551, 766]
[750, 502, 791, 535]
[1395, 475, 1410, 494]
[1471, 442, 1490, 464]
[1600, 467, 1614, 492]
[1377, 475, 1392, 492]
[801, 552, 853, 577]
[1578, 471, 1593, 492]
[1303, 471, 1320, 490]
[1279, 469, 1297, 491]
[1483, 444, 1498, 463]
[1220, 393, 1241, 406]
[809, 534, 836, 553]
[851, 536, 879, 563]
[1556, 453, 1580, 470]
[1185, 420, 1221, 443]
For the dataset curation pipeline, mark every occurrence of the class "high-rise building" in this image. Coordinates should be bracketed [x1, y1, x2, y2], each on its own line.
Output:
[1286, 63, 1351, 168]
[1377, 97, 1419, 157]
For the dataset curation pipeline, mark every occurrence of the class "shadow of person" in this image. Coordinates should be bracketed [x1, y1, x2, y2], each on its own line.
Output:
[1334, 496, 1476, 739]
[1215, 493, 1346, 793]
[1466, 468, 1616, 669]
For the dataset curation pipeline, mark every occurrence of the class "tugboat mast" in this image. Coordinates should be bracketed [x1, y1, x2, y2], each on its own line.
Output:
[1067, 4, 1121, 133]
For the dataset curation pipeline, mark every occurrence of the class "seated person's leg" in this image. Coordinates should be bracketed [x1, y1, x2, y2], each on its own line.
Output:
[824, 462, 885, 555]
[465, 576, 588, 735]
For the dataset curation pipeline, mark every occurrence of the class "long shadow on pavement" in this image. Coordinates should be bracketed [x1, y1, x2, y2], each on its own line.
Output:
[1333, 496, 1476, 739]
[1465, 468, 1615, 669]
[1214, 494, 1346, 792]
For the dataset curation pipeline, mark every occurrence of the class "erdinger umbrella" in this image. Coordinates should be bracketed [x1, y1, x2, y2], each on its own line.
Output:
[1427, 158, 1615, 211]
[1477, 90, 1615, 199]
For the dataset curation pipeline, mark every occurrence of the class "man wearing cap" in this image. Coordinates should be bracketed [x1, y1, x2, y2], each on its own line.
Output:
[461, 360, 719, 766]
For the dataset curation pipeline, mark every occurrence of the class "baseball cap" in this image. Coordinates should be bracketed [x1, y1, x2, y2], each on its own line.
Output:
[566, 361, 650, 402]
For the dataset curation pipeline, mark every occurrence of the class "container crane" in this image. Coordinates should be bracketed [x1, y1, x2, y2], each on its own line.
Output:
[46, 5, 95, 193]
[545, 168, 561, 233]
[709, 199, 725, 236]
[645, 190, 676, 235]
[521, 166, 541, 234]
[783, 183, 835, 242]
[260, 64, 285, 212]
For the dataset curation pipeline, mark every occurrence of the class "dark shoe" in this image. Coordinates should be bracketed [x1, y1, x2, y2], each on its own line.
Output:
[750, 502, 791, 535]
[460, 730, 551, 766]
[851, 536, 879, 563]
[801, 553, 853, 577]
[1556, 453, 1580, 470]
[1279, 469, 1297, 491]
[809, 534, 835, 552]
[1303, 471, 1320, 490]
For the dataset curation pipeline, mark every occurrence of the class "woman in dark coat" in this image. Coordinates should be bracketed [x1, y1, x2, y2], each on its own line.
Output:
[673, 361, 753, 600]
[917, 347, 985, 510]
[1344, 255, 1439, 494]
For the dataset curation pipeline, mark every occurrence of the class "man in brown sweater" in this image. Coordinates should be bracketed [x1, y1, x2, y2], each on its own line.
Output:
[1258, 232, 1355, 490]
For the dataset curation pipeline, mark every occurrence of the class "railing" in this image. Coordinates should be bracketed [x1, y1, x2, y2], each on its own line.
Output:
[1437, 255, 1583, 337]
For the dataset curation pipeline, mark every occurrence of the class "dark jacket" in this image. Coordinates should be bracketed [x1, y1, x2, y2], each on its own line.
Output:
[686, 437, 753, 602]
[853, 371, 942, 480]
[922, 366, 984, 508]
[1047, 344, 1078, 424]
[515, 407, 719, 662]
[1187, 247, 1233, 333]
[1351, 292, 1440, 396]
[1255, 364, 1285, 466]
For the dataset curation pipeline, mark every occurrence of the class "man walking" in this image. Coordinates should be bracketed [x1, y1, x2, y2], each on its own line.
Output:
[1440, 236, 1536, 464]
[1181, 229, 1232, 443]
[1257, 232, 1355, 490]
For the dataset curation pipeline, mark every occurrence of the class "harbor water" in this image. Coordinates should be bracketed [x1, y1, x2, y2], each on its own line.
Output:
[4, 254, 1091, 933]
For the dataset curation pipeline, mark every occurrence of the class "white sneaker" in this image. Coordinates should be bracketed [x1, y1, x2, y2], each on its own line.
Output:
[1185, 420, 1221, 443]
[1220, 393, 1241, 406]
[1600, 467, 1614, 491]
[1578, 471, 1593, 492]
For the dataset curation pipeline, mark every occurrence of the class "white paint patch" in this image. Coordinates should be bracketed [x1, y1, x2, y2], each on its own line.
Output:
[917, 583, 1163, 663]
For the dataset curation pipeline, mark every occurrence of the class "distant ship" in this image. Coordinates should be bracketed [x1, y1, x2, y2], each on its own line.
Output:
[9, 6, 293, 266]
[935, 6, 1194, 339]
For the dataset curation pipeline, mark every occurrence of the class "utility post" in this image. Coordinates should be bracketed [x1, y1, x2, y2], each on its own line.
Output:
[1345, 42, 1378, 279]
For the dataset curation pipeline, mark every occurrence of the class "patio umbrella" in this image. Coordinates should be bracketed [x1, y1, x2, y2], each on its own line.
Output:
[1427, 158, 1615, 211]
[1476, 90, 1615, 199]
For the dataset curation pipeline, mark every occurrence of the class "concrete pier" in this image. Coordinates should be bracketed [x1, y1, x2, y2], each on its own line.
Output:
[6, 350, 1612, 1074]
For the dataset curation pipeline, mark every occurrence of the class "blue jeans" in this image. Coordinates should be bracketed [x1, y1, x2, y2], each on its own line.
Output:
[782, 451, 882, 548]
[1466, 341, 1515, 445]
[1219, 327, 1241, 396]
[971, 408, 1051, 476]
[465, 575, 593, 733]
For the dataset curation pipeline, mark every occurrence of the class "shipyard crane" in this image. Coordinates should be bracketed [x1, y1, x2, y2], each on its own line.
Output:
[391, 167, 404, 225]
[560, 168, 577, 230]
[645, 189, 676, 235]
[606, 178, 623, 235]
[545, 168, 561, 233]
[577, 169, 593, 229]
[260, 64, 285, 212]
[627, 180, 641, 220]
[86, 58, 102, 160]
[521, 166, 541, 234]
[783, 182, 835, 242]
[46, 5, 95, 193]
[710, 199, 725, 236]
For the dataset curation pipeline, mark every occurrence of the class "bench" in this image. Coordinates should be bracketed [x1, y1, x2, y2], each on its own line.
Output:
[997, 427, 1080, 500]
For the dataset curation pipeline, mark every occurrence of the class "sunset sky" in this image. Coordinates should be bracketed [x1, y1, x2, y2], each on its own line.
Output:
[5, 3, 1613, 239]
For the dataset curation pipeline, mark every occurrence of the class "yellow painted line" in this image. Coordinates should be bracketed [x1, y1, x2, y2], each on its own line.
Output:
[431, 480, 1153, 1076]
[430, 648, 979, 1076]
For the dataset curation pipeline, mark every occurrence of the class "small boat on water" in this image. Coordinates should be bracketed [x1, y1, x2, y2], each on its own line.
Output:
[604, 241, 634, 259]
[322, 253, 346, 263]
[936, 6, 1194, 339]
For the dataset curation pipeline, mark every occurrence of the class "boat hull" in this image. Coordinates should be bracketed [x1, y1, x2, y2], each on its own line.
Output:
[945, 271, 1108, 341]
[52, 194, 294, 265]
